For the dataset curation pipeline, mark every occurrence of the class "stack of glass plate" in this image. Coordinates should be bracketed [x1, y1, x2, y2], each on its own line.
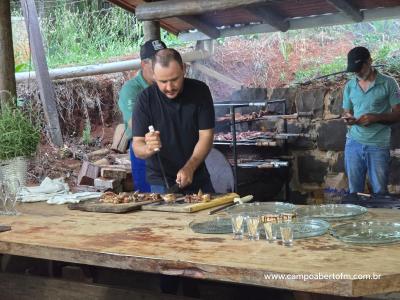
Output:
[223, 202, 296, 215]
[189, 216, 232, 234]
[262, 218, 330, 239]
[189, 216, 330, 239]
[330, 221, 400, 245]
[296, 204, 367, 220]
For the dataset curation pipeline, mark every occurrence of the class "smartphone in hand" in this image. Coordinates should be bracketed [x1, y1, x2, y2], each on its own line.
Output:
[342, 115, 357, 124]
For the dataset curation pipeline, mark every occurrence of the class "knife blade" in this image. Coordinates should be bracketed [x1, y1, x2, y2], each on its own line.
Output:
[167, 183, 181, 194]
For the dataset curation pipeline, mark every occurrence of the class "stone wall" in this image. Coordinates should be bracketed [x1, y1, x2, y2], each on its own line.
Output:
[227, 83, 400, 201]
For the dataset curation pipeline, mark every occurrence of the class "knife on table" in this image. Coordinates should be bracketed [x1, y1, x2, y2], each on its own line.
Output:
[208, 195, 253, 215]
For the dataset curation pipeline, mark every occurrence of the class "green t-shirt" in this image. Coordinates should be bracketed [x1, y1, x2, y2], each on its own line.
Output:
[118, 71, 150, 138]
[342, 71, 400, 147]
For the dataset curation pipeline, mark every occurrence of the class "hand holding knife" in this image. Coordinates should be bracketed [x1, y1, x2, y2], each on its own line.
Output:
[148, 125, 170, 190]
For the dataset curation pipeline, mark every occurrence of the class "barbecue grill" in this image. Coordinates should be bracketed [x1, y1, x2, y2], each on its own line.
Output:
[212, 99, 312, 202]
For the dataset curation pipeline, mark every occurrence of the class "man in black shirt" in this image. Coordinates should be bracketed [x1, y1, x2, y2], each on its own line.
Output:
[132, 48, 215, 194]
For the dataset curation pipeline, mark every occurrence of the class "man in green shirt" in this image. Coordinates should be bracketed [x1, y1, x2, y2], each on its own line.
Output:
[342, 46, 400, 195]
[118, 39, 166, 191]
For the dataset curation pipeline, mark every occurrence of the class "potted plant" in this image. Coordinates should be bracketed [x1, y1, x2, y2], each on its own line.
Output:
[0, 100, 40, 187]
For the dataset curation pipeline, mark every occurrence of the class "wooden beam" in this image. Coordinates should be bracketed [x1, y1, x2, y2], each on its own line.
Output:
[326, 0, 363, 22]
[0, 272, 193, 300]
[136, 0, 271, 21]
[0, 0, 17, 104]
[191, 62, 243, 89]
[21, 0, 63, 146]
[246, 5, 289, 32]
[179, 6, 400, 41]
[143, 20, 161, 41]
[180, 16, 220, 39]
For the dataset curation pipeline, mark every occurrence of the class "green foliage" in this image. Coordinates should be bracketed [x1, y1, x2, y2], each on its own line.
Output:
[15, 63, 28, 73]
[294, 57, 347, 83]
[11, 4, 189, 69]
[40, 7, 143, 67]
[0, 102, 40, 160]
[82, 120, 91, 145]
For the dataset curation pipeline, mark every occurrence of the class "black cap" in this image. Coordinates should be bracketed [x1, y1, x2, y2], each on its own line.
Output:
[140, 39, 166, 60]
[347, 46, 371, 72]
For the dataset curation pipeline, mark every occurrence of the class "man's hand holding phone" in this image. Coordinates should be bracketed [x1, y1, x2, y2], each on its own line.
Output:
[342, 112, 357, 125]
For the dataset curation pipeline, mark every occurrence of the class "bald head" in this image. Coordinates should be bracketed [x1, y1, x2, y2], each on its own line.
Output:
[152, 48, 184, 70]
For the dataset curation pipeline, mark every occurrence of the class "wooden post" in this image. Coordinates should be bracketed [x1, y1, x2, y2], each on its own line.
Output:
[143, 21, 160, 41]
[0, 0, 17, 105]
[21, 0, 63, 146]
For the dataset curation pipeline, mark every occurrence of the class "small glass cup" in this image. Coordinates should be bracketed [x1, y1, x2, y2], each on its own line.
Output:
[246, 214, 260, 241]
[0, 179, 20, 216]
[322, 204, 335, 216]
[261, 214, 279, 242]
[230, 214, 244, 240]
[280, 224, 294, 246]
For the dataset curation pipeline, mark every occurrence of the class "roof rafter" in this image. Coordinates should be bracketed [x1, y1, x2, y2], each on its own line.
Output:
[326, 0, 363, 22]
[246, 5, 289, 32]
[180, 16, 220, 39]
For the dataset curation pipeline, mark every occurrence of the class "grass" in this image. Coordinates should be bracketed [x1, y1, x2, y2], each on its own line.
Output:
[12, 4, 189, 71]
[294, 57, 347, 83]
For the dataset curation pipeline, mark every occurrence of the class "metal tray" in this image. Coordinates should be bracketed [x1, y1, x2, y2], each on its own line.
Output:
[330, 221, 400, 245]
[223, 202, 296, 215]
[296, 204, 367, 220]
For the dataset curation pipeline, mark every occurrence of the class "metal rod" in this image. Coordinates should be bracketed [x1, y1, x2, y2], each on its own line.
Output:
[283, 101, 290, 202]
[231, 106, 238, 193]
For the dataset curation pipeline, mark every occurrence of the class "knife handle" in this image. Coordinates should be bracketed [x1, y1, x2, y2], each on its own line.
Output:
[148, 125, 160, 152]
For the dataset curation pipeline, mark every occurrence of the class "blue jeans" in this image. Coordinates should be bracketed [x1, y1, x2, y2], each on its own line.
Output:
[129, 143, 150, 192]
[344, 138, 390, 194]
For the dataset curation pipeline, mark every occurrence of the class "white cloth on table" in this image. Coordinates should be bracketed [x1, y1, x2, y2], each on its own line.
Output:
[18, 177, 102, 204]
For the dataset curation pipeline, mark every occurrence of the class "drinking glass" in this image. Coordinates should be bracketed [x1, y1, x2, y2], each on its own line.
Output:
[231, 214, 244, 240]
[246, 214, 260, 241]
[261, 214, 279, 242]
[280, 224, 294, 246]
[0, 179, 20, 216]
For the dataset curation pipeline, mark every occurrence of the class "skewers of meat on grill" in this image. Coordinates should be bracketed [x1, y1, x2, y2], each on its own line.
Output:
[214, 131, 275, 141]
[216, 110, 275, 122]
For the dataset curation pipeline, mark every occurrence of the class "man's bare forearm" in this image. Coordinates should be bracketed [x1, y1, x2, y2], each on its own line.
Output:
[182, 131, 213, 173]
[132, 138, 152, 159]
[376, 111, 400, 124]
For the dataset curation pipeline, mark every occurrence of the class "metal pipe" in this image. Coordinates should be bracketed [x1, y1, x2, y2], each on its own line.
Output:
[15, 49, 212, 82]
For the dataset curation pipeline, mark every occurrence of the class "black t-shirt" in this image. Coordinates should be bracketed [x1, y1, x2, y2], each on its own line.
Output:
[132, 78, 215, 187]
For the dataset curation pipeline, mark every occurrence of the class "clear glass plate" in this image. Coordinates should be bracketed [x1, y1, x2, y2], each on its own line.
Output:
[223, 202, 296, 215]
[296, 204, 367, 220]
[189, 216, 330, 239]
[330, 221, 400, 245]
[189, 216, 232, 234]
[260, 218, 330, 239]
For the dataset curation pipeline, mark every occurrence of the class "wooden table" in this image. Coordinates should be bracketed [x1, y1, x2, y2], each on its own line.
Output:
[1, 203, 400, 297]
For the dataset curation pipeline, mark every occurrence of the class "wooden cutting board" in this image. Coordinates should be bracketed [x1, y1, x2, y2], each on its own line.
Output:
[68, 199, 161, 213]
[141, 193, 239, 213]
